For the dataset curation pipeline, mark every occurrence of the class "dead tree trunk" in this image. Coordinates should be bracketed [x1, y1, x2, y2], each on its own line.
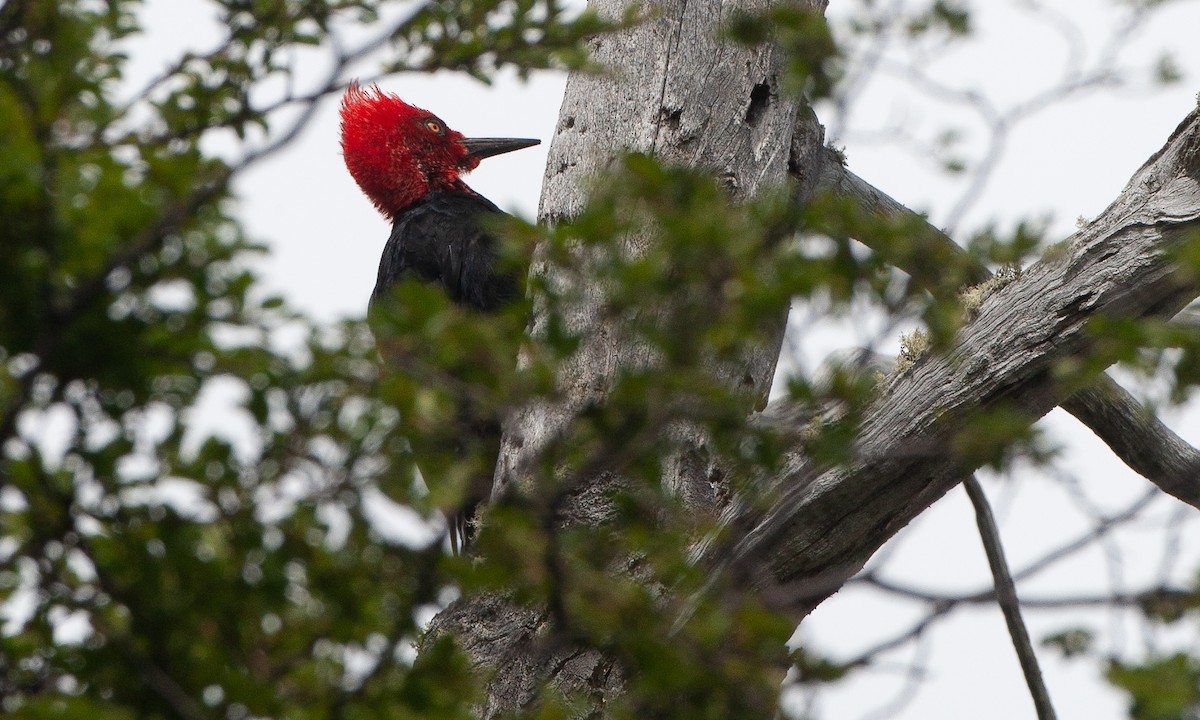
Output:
[425, 0, 1200, 714]
[428, 0, 828, 714]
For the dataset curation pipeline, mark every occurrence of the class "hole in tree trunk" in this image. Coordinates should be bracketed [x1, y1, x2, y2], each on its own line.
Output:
[745, 81, 771, 126]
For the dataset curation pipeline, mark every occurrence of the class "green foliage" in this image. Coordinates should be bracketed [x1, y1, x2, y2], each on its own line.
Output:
[1046, 584, 1200, 715]
[1042, 627, 1095, 659]
[948, 403, 1055, 472]
[0, 0, 604, 717]
[521, 153, 922, 480]
[905, 1, 972, 38]
[1138, 587, 1200, 625]
[789, 646, 852, 684]
[1116, 587, 1200, 718]
[837, 0, 973, 48]
[387, 0, 618, 80]
[965, 220, 1047, 268]
[1108, 654, 1200, 720]
[367, 152, 917, 716]
[1154, 53, 1184, 85]
[1075, 312, 1200, 407]
[4, 1, 1199, 719]
[726, 5, 841, 99]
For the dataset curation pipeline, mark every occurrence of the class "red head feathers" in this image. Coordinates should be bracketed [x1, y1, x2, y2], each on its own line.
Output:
[339, 82, 472, 218]
[339, 82, 540, 219]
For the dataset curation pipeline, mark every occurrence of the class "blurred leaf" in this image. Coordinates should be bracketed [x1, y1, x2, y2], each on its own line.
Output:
[790, 645, 852, 684]
[1042, 627, 1095, 658]
[1107, 653, 1200, 720]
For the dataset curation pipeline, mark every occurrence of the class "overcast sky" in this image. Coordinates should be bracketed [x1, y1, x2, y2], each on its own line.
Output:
[125, 1, 1200, 717]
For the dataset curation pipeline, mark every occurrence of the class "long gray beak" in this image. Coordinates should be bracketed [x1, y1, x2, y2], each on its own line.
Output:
[461, 137, 541, 160]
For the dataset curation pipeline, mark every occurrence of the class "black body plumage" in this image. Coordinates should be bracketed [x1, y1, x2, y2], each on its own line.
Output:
[371, 189, 519, 310]
[370, 189, 521, 554]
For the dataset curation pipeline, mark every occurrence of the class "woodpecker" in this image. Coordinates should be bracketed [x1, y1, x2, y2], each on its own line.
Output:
[339, 82, 539, 552]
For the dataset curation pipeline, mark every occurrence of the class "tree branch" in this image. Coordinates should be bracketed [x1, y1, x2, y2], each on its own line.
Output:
[1059, 382, 1200, 507]
[812, 142, 1200, 511]
[727, 108, 1200, 617]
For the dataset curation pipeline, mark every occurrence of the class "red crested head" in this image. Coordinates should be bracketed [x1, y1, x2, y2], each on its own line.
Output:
[339, 82, 477, 219]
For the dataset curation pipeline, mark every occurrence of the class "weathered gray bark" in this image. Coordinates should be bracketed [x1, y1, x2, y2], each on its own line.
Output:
[425, 0, 1200, 713]
[494, 0, 827, 508]
[430, 0, 828, 715]
[811, 149, 1200, 511]
[726, 109, 1200, 614]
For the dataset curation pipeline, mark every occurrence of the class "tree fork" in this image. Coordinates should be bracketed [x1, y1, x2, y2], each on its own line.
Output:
[727, 108, 1200, 615]
[810, 146, 1200, 508]
[429, 0, 829, 714]
[423, 0, 1200, 713]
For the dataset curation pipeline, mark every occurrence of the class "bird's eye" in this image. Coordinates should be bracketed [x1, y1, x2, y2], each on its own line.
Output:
[424, 119, 443, 134]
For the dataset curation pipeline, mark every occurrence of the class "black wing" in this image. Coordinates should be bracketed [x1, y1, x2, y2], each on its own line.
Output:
[369, 189, 522, 553]
[371, 189, 521, 312]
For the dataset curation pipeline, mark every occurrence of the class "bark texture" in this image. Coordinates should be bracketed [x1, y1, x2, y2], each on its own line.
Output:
[430, 0, 828, 715]
[725, 109, 1200, 615]
[424, 0, 1200, 713]
[496, 0, 827, 507]
[812, 147, 1200, 510]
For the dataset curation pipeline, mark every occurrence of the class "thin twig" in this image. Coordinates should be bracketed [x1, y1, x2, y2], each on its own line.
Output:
[857, 630, 933, 720]
[963, 476, 1057, 720]
[844, 601, 953, 669]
